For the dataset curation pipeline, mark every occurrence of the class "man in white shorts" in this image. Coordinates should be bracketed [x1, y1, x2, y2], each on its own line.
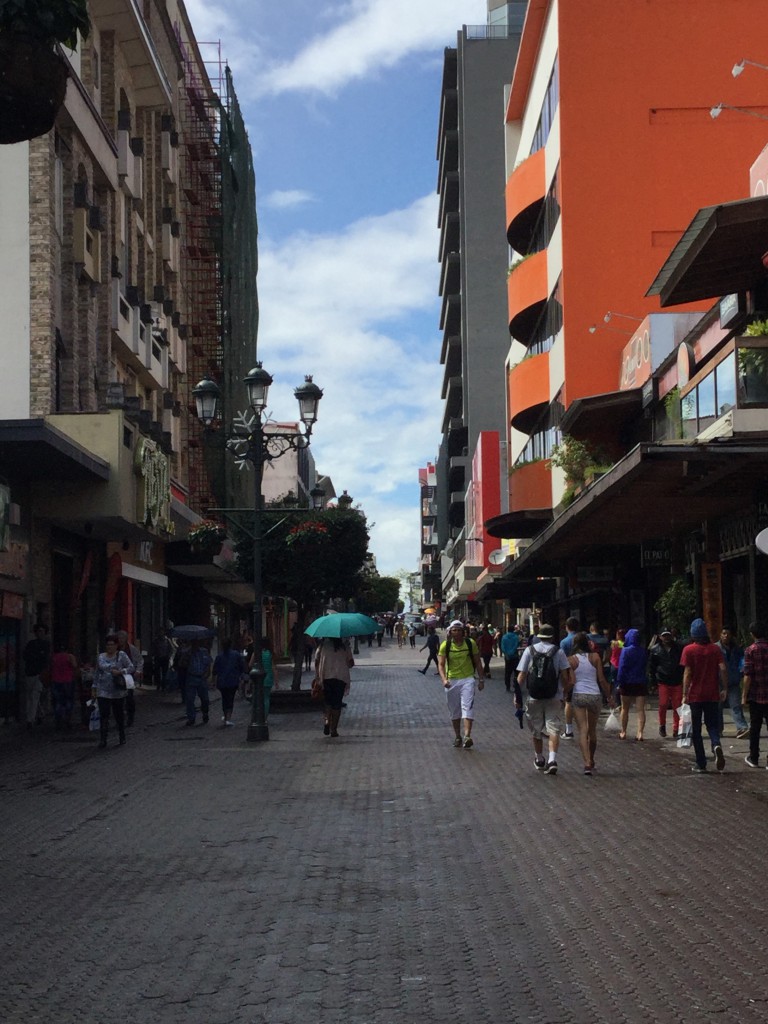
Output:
[517, 623, 572, 775]
[438, 620, 483, 748]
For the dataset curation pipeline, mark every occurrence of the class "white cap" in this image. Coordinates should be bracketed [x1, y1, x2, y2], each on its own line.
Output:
[448, 619, 465, 630]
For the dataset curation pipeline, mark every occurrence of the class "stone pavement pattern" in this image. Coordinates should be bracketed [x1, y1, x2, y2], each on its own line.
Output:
[2, 640, 768, 1023]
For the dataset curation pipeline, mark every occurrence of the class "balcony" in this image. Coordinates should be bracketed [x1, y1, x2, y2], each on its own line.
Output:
[440, 292, 461, 335]
[438, 86, 458, 139]
[442, 375, 463, 419]
[439, 250, 460, 298]
[505, 149, 546, 253]
[508, 249, 548, 345]
[509, 458, 552, 514]
[508, 350, 550, 434]
[438, 170, 459, 226]
[91, 0, 173, 106]
[437, 129, 458, 187]
[449, 491, 465, 529]
[441, 333, 461, 376]
[439, 211, 460, 263]
[446, 417, 467, 457]
[448, 454, 469, 492]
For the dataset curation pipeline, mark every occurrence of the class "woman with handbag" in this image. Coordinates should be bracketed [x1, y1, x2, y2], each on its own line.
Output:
[566, 632, 614, 775]
[90, 635, 133, 749]
[315, 638, 353, 737]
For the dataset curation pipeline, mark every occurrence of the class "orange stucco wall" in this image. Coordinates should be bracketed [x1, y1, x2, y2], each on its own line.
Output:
[509, 458, 551, 514]
[548, 0, 768, 407]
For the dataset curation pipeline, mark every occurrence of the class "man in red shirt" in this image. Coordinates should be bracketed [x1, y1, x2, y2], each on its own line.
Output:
[681, 617, 728, 773]
[742, 621, 768, 768]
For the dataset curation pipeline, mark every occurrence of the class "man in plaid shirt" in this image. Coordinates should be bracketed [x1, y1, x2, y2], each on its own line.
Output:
[742, 621, 768, 768]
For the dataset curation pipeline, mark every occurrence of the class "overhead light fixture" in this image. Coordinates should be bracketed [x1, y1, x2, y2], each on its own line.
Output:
[710, 102, 768, 121]
[732, 58, 768, 78]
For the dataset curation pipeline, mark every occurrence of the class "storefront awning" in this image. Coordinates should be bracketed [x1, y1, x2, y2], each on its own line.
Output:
[485, 509, 553, 539]
[0, 419, 110, 481]
[560, 388, 643, 440]
[475, 576, 556, 605]
[646, 195, 768, 307]
[503, 439, 768, 579]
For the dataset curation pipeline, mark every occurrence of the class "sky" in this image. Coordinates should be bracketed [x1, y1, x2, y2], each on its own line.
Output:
[182, 0, 494, 579]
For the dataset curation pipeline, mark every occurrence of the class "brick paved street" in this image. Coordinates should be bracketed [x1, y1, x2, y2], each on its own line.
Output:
[3, 639, 768, 1024]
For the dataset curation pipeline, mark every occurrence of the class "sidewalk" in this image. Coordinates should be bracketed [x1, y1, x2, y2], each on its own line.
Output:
[3, 638, 768, 1024]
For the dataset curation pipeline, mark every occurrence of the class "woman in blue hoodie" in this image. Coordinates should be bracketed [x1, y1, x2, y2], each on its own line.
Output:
[617, 628, 648, 740]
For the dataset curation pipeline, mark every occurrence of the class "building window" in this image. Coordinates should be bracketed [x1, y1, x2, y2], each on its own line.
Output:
[737, 346, 768, 406]
[530, 60, 559, 156]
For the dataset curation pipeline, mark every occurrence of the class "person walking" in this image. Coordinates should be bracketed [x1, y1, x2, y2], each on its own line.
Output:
[184, 639, 212, 726]
[23, 624, 50, 729]
[151, 630, 173, 691]
[116, 631, 143, 727]
[50, 642, 78, 731]
[648, 628, 684, 738]
[617, 628, 648, 741]
[438, 620, 483, 748]
[517, 623, 572, 775]
[418, 627, 440, 675]
[501, 624, 521, 692]
[478, 624, 495, 679]
[91, 635, 133, 749]
[742, 621, 768, 768]
[717, 627, 749, 738]
[681, 617, 728, 773]
[559, 616, 581, 739]
[248, 636, 280, 719]
[566, 632, 613, 775]
[213, 638, 245, 726]
[315, 638, 354, 737]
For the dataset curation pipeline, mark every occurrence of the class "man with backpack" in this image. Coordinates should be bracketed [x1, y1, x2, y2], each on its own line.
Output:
[517, 623, 573, 774]
[438, 620, 483, 748]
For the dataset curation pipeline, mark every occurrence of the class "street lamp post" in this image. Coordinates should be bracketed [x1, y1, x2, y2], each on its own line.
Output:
[193, 363, 323, 742]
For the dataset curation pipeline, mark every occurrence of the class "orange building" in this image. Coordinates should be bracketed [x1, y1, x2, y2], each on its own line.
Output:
[497, 0, 768, 544]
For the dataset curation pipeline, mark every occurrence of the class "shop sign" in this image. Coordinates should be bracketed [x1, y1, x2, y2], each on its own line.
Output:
[719, 293, 745, 330]
[641, 540, 671, 567]
[134, 438, 172, 532]
[576, 565, 613, 583]
[0, 541, 27, 581]
[619, 329, 652, 391]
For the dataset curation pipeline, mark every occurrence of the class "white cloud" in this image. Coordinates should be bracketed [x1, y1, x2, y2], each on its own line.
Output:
[184, 0, 490, 99]
[260, 0, 490, 96]
[262, 189, 316, 210]
[257, 193, 443, 574]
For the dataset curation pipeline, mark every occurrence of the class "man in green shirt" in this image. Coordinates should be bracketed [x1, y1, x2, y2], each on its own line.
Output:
[438, 620, 483, 748]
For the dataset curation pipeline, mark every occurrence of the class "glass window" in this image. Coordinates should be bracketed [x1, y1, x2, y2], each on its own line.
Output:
[737, 347, 768, 406]
[715, 352, 736, 415]
[697, 370, 716, 432]
[682, 390, 697, 439]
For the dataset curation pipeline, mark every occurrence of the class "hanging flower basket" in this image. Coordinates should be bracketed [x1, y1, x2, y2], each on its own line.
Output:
[0, 34, 69, 144]
[285, 520, 329, 547]
[188, 519, 227, 554]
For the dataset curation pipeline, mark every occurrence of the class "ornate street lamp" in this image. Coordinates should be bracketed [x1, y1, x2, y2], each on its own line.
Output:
[193, 363, 323, 742]
[310, 485, 327, 510]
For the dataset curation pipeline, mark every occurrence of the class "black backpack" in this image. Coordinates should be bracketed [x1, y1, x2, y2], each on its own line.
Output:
[527, 647, 559, 699]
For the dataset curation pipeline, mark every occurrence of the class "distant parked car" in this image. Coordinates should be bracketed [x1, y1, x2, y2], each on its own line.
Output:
[403, 614, 425, 636]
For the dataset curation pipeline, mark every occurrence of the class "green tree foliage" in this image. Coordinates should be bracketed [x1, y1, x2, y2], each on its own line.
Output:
[357, 575, 401, 615]
[234, 504, 370, 688]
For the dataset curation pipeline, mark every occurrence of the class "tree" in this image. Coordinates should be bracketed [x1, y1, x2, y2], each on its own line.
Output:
[357, 575, 401, 615]
[234, 503, 370, 689]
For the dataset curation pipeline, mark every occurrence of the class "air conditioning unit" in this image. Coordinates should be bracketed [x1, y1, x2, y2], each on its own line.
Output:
[161, 129, 178, 186]
[118, 131, 143, 200]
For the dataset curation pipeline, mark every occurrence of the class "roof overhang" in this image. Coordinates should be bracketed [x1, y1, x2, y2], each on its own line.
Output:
[560, 388, 643, 440]
[0, 419, 110, 482]
[646, 195, 768, 307]
[485, 509, 553, 539]
[475, 576, 555, 605]
[505, 439, 768, 578]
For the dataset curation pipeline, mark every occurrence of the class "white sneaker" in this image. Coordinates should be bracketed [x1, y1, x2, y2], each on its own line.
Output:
[225, 720, 234, 727]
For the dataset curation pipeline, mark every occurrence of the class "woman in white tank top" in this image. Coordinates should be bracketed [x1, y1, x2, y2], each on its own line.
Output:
[567, 632, 614, 775]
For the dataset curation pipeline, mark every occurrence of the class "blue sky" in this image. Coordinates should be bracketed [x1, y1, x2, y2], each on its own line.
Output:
[185, 0, 492, 578]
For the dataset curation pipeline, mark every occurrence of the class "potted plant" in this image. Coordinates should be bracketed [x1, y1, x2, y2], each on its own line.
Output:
[654, 577, 696, 637]
[0, 0, 90, 144]
[187, 519, 226, 555]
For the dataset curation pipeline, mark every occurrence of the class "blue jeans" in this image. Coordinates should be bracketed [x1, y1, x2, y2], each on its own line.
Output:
[690, 701, 721, 769]
[185, 677, 209, 723]
[723, 684, 748, 732]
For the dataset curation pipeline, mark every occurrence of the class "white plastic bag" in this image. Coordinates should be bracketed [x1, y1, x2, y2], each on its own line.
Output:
[604, 707, 621, 734]
[89, 704, 101, 732]
[124, 673, 135, 690]
[676, 702, 692, 747]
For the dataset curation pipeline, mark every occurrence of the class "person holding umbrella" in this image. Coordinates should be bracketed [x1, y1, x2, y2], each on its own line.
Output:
[315, 638, 354, 737]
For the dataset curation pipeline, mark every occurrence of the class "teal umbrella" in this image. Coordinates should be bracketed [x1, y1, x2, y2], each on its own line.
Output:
[304, 612, 379, 638]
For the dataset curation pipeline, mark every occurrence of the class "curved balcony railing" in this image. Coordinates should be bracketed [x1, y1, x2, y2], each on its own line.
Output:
[509, 457, 552, 514]
[505, 149, 546, 253]
[508, 350, 550, 435]
[508, 249, 548, 345]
